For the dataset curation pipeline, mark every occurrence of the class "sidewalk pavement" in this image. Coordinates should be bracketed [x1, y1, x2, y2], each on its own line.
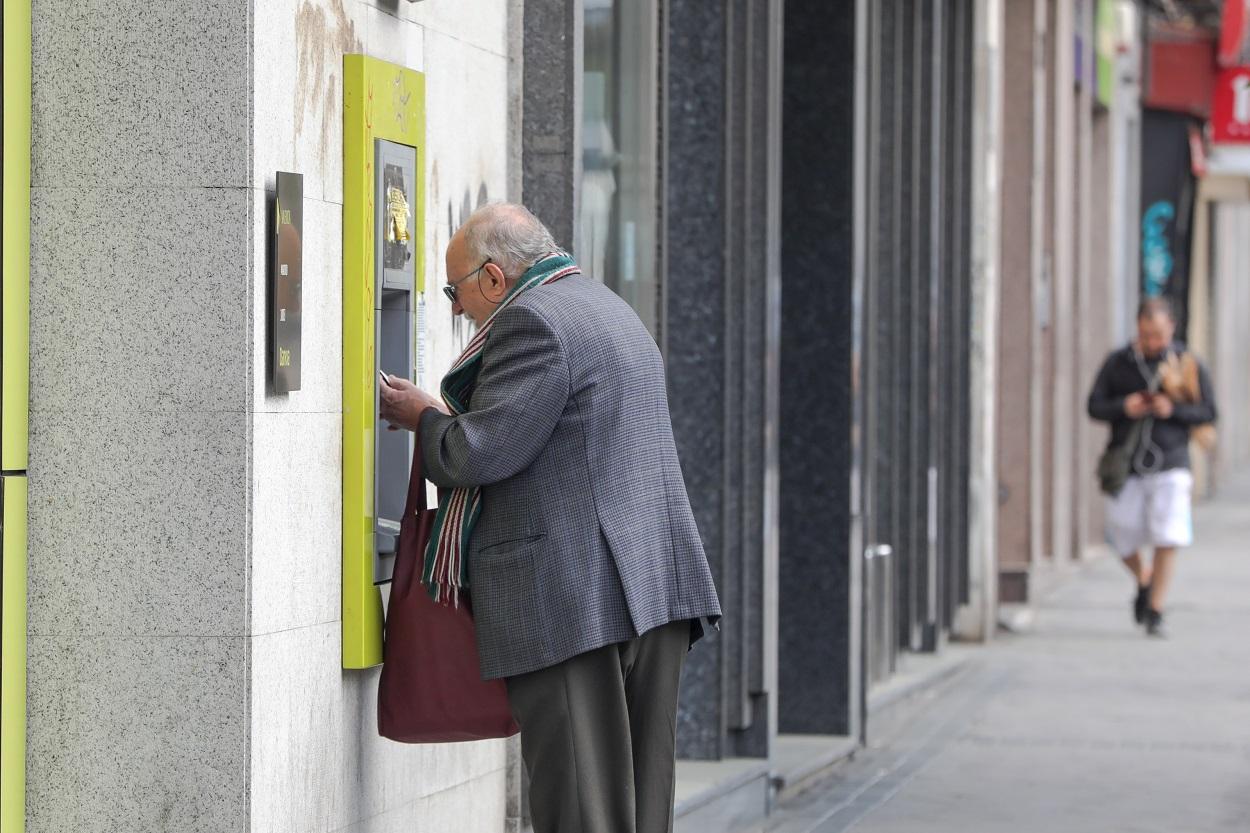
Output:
[758, 470, 1250, 833]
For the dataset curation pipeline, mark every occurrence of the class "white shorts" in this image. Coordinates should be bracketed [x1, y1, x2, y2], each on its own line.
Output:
[1105, 468, 1194, 556]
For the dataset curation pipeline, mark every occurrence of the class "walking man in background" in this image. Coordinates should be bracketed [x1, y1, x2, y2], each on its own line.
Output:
[1088, 297, 1217, 637]
[380, 202, 722, 833]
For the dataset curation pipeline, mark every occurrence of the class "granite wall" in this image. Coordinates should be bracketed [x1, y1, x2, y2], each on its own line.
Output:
[27, 1, 252, 829]
[663, 0, 729, 761]
[664, 0, 785, 762]
[519, 0, 787, 763]
[777, 0, 858, 736]
[27, 1, 515, 830]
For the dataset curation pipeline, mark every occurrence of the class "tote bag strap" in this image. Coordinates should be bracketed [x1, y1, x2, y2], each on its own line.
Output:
[405, 437, 428, 516]
[390, 429, 432, 599]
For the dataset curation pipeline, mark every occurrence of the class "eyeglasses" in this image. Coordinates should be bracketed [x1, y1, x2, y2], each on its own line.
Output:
[443, 260, 490, 304]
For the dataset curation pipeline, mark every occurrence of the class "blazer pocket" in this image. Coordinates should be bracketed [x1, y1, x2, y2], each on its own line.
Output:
[470, 535, 550, 668]
[477, 532, 547, 559]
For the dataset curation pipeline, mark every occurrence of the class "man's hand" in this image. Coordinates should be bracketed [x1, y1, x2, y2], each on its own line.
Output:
[379, 375, 449, 431]
[1150, 392, 1174, 420]
[1124, 392, 1151, 419]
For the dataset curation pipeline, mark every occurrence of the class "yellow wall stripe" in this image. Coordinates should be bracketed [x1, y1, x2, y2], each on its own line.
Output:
[1, 478, 28, 833]
[2, 0, 30, 473]
[1, 0, 31, 830]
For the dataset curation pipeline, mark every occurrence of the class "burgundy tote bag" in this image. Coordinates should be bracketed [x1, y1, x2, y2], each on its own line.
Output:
[377, 443, 520, 743]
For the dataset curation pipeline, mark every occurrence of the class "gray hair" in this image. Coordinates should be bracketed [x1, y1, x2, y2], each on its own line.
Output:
[461, 202, 559, 281]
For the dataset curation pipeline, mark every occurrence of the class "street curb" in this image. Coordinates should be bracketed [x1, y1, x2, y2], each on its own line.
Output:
[864, 649, 976, 748]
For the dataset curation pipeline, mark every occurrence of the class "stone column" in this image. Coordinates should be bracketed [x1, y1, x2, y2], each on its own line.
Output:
[1050, 0, 1079, 564]
[776, 0, 860, 736]
[26, 3, 252, 830]
[1074, 0, 1098, 557]
[996, 0, 1039, 604]
[664, 0, 730, 761]
[954, 0, 1004, 642]
[664, 0, 783, 761]
[521, 0, 583, 252]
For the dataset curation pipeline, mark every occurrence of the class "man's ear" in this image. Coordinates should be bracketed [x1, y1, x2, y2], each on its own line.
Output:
[484, 262, 508, 297]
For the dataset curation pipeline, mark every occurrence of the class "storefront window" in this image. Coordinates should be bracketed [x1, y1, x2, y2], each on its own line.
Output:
[582, 0, 659, 335]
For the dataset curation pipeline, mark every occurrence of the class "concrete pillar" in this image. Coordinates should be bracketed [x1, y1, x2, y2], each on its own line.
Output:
[27, 3, 253, 827]
[1037, 0, 1057, 565]
[955, 0, 1003, 641]
[1211, 200, 1250, 477]
[521, 0, 583, 252]
[995, 0, 1038, 604]
[1086, 106, 1114, 545]
[1074, 0, 1101, 557]
[1108, 0, 1143, 347]
[1029, 0, 1050, 580]
[1050, 0, 1078, 563]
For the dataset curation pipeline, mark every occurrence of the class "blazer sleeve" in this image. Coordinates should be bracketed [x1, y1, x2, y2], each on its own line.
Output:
[1087, 354, 1124, 422]
[1171, 357, 1218, 426]
[419, 304, 571, 489]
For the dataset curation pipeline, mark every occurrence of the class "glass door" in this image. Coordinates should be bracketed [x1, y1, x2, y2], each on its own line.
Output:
[581, 0, 660, 335]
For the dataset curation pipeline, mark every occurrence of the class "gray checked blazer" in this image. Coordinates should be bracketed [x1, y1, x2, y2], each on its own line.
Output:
[418, 274, 722, 680]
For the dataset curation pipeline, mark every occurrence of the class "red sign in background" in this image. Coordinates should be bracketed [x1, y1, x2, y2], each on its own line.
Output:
[1219, 0, 1250, 68]
[1212, 67, 1250, 143]
[1146, 38, 1217, 118]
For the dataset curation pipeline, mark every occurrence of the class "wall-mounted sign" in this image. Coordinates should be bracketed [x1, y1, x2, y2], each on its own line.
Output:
[271, 172, 303, 393]
[1145, 38, 1216, 118]
[1212, 67, 1250, 144]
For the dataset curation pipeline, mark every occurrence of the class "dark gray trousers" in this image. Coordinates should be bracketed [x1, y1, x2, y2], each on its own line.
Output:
[505, 619, 691, 833]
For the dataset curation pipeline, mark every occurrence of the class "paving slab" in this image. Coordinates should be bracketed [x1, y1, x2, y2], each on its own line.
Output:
[755, 470, 1250, 833]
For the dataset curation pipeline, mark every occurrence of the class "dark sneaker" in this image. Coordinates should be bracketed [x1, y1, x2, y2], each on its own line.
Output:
[1134, 585, 1151, 625]
[1145, 609, 1167, 638]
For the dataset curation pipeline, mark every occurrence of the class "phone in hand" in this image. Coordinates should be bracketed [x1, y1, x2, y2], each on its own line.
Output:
[379, 370, 391, 388]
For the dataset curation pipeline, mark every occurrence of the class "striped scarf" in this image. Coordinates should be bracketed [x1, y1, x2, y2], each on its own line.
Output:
[422, 253, 582, 604]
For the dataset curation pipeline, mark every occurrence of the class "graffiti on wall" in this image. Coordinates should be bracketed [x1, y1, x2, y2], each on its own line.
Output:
[295, 0, 363, 171]
[429, 159, 492, 351]
[1140, 109, 1196, 338]
[1141, 200, 1175, 298]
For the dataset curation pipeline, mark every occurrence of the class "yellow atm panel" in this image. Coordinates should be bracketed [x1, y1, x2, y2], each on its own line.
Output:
[1, 0, 31, 830]
[342, 56, 425, 669]
[1, 479, 27, 833]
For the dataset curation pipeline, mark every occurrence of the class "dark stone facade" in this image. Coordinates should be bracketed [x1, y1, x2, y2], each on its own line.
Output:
[777, 0, 860, 737]
[519, 0, 976, 764]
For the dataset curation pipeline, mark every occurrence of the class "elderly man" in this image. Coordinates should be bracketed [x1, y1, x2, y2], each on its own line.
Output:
[380, 203, 721, 833]
[1088, 297, 1216, 638]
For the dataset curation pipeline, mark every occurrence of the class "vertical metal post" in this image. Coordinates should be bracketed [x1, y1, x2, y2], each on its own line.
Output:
[853, 0, 872, 744]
